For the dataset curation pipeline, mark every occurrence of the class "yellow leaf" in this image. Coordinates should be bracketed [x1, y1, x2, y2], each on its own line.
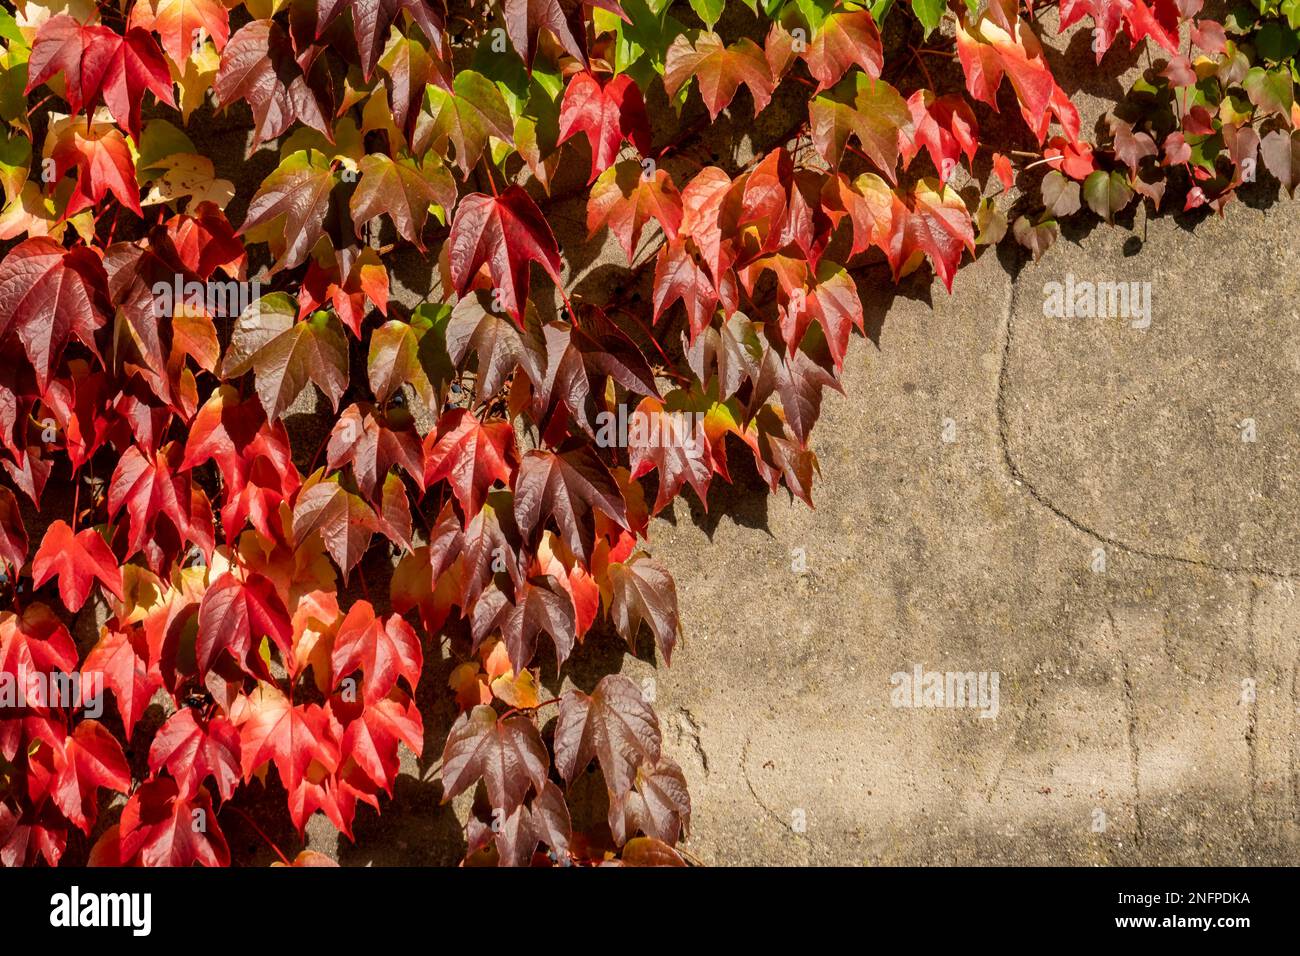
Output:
[141, 152, 235, 209]
[491, 667, 540, 709]
[173, 40, 221, 123]
[115, 566, 165, 625]
[242, 0, 290, 19]
[0, 180, 61, 241]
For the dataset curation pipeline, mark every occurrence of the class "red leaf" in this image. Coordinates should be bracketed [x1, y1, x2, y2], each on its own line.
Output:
[233, 682, 339, 800]
[129, 0, 232, 67]
[803, 9, 884, 91]
[440, 704, 549, 816]
[0, 605, 79, 737]
[0, 238, 111, 393]
[108, 442, 192, 562]
[195, 571, 292, 679]
[100, 28, 176, 141]
[213, 19, 330, 150]
[0, 487, 27, 572]
[119, 777, 231, 866]
[554, 674, 660, 795]
[664, 32, 773, 121]
[32, 521, 124, 613]
[588, 160, 683, 264]
[447, 187, 563, 325]
[558, 72, 651, 184]
[334, 689, 423, 795]
[513, 446, 628, 564]
[82, 625, 158, 740]
[148, 707, 241, 802]
[51, 122, 143, 216]
[50, 719, 130, 834]
[422, 408, 518, 518]
[907, 181, 976, 292]
[26, 16, 117, 118]
[329, 601, 423, 705]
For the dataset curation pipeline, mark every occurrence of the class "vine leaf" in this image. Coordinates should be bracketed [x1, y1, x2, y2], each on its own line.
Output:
[130, 0, 232, 67]
[51, 720, 131, 834]
[502, 0, 626, 71]
[195, 571, 293, 678]
[608, 754, 690, 845]
[447, 187, 563, 325]
[422, 408, 518, 518]
[330, 600, 423, 705]
[513, 446, 628, 564]
[603, 552, 681, 664]
[292, 472, 380, 582]
[587, 159, 683, 263]
[554, 674, 661, 796]
[32, 521, 124, 613]
[350, 152, 455, 250]
[558, 71, 651, 183]
[221, 293, 349, 421]
[664, 31, 774, 120]
[421, 70, 514, 176]
[82, 626, 158, 741]
[213, 20, 330, 151]
[440, 704, 550, 816]
[237, 150, 338, 272]
[0, 237, 111, 392]
[118, 778, 231, 866]
[470, 577, 578, 671]
[803, 9, 884, 91]
[809, 72, 912, 181]
[147, 707, 241, 802]
[325, 402, 425, 502]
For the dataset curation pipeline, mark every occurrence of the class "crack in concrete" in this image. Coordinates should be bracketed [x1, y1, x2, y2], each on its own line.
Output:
[739, 736, 811, 843]
[995, 274, 1300, 580]
[1111, 610, 1145, 849]
[1246, 581, 1260, 830]
[985, 682, 1042, 803]
[676, 707, 709, 777]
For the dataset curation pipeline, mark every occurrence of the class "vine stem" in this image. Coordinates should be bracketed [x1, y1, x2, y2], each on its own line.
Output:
[500, 697, 563, 722]
[225, 804, 290, 865]
[481, 157, 500, 198]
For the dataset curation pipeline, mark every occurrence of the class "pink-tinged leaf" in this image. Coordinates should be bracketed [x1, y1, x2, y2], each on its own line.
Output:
[447, 188, 563, 325]
[558, 72, 651, 183]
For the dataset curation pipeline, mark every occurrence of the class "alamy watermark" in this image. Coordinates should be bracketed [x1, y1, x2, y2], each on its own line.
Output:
[890, 663, 1000, 719]
[1042, 273, 1152, 330]
[151, 275, 263, 319]
[594, 405, 707, 459]
[0, 667, 104, 719]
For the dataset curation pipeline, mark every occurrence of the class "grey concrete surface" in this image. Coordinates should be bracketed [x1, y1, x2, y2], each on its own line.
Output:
[634, 198, 1300, 866]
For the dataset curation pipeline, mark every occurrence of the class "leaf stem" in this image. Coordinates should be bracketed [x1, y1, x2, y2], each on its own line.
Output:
[225, 804, 291, 865]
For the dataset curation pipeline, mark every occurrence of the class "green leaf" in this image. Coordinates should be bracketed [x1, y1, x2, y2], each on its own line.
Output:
[1243, 65, 1293, 118]
[912, 0, 946, 33]
[421, 70, 515, 176]
[136, 120, 198, 178]
[367, 304, 453, 410]
[688, 0, 725, 29]
[0, 128, 29, 206]
[1255, 22, 1300, 61]
[1082, 170, 1134, 223]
